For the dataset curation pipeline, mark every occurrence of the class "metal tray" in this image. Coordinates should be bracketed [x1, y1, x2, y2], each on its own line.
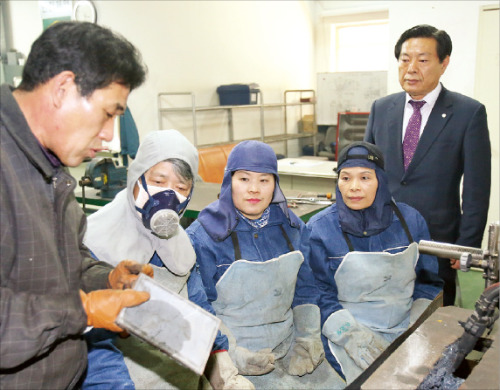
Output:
[116, 273, 221, 375]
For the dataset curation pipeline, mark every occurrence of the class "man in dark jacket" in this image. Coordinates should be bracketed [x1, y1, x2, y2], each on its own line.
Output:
[364, 25, 491, 306]
[0, 22, 152, 389]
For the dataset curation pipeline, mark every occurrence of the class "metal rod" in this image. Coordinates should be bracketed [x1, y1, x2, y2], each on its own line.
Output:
[418, 240, 485, 261]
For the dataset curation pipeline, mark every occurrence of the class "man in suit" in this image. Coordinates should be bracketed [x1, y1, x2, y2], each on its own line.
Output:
[364, 24, 491, 306]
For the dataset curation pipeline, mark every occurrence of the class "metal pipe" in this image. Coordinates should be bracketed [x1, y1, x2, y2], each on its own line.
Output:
[286, 197, 332, 205]
[487, 222, 499, 256]
[418, 222, 499, 288]
[418, 240, 485, 261]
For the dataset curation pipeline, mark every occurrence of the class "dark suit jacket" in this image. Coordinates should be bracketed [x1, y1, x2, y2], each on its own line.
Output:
[364, 85, 491, 247]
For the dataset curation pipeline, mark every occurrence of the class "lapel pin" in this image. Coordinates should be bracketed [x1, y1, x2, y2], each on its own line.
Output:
[442, 113, 447, 118]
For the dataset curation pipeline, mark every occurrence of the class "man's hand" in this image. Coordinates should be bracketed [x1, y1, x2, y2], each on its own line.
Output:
[450, 258, 461, 270]
[108, 260, 154, 289]
[80, 289, 150, 333]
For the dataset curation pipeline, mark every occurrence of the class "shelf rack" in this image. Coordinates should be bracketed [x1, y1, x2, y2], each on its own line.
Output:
[157, 89, 317, 156]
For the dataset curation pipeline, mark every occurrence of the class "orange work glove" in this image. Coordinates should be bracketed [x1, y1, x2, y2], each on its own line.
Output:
[80, 289, 150, 333]
[108, 260, 154, 289]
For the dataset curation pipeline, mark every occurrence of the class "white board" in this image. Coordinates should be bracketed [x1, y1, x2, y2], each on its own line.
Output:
[317, 71, 388, 125]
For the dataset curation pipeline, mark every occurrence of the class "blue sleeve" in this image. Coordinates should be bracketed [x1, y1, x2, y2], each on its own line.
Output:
[290, 217, 320, 308]
[186, 222, 220, 303]
[305, 220, 344, 326]
[404, 205, 444, 300]
[186, 265, 228, 351]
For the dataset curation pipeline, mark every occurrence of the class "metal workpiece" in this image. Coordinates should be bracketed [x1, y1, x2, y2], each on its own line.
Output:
[418, 283, 499, 390]
[359, 306, 499, 390]
[487, 222, 500, 256]
[116, 274, 221, 376]
[418, 221, 500, 287]
[285, 196, 333, 205]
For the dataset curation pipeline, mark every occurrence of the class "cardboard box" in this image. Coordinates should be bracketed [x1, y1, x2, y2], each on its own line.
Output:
[300, 115, 316, 133]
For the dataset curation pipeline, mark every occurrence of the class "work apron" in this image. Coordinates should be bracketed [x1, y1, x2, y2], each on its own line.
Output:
[328, 242, 419, 384]
[213, 249, 303, 357]
[213, 229, 345, 389]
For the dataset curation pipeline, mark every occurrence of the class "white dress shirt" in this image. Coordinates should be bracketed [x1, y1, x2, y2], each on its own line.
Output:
[402, 83, 442, 141]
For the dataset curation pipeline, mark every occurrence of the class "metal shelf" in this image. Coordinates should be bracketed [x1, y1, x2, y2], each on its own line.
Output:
[157, 90, 317, 155]
[159, 101, 314, 113]
[194, 132, 315, 149]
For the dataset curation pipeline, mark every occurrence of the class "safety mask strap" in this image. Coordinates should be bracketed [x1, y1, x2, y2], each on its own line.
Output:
[177, 186, 193, 215]
[135, 174, 156, 215]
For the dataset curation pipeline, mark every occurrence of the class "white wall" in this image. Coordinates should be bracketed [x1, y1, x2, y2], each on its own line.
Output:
[475, 5, 500, 243]
[3, 0, 498, 232]
[5, 0, 316, 149]
[315, 0, 495, 96]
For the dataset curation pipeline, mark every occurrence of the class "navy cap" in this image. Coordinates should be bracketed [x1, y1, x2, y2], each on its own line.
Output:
[337, 141, 385, 171]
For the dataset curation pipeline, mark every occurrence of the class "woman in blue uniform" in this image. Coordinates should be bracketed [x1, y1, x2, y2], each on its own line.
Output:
[186, 140, 344, 389]
[306, 141, 443, 384]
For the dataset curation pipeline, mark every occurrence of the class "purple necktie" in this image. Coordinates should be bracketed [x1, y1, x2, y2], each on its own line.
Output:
[403, 100, 426, 170]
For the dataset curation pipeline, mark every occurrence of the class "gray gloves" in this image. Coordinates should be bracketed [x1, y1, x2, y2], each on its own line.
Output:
[287, 304, 325, 376]
[150, 265, 189, 295]
[219, 322, 275, 376]
[205, 351, 255, 389]
[217, 305, 325, 378]
[409, 298, 432, 326]
[323, 309, 389, 369]
[230, 347, 275, 376]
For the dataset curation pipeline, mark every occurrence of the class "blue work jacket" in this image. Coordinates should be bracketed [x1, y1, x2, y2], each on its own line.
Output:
[305, 201, 443, 327]
[186, 204, 319, 308]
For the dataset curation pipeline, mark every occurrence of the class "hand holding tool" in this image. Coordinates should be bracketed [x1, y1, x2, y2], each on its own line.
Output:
[80, 289, 150, 333]
[108, 260, 154, 289]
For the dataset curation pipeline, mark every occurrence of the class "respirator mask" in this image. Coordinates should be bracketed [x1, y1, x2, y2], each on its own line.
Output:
[135, 175, 191, 238]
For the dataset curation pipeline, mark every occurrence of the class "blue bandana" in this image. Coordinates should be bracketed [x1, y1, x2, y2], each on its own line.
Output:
[336, 144, 393, 237]
[198, 141, 297, 241]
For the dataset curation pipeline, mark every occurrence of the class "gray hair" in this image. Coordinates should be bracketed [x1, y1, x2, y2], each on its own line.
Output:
[165, 158, 193, 184]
